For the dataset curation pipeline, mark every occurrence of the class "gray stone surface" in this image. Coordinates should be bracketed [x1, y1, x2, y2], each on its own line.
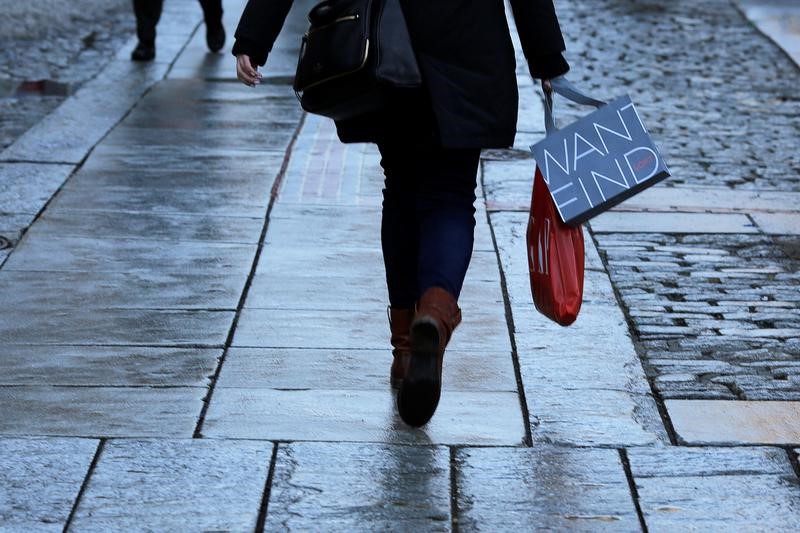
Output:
[0, 163, 74, 214]
[456, 447, 640, 531]
[666, 400, 800, 445]
[0, 0, 134, 151]
[217, 348, 516, 392]
[628, 446, 800, 531]
[0, 387, 203, 437]
[71, 439, 272, 532]
[29, 210, 264, 244]
[590, 212, 759, 234]
[203, 388, 525, 445]
[233, 307, 512, 353]
[0, 308, 233, 346]
[266, 442, 451, 531]
[0, 269, 246, 310]
[4, 234, 256, 275]
[53, 168, 281, 218]
[0, 346, 218, 386]
[0, 437, 98, 531]
[740, 0, 800, 64]
[596, 233, 800, 401]
[751, 212, 800, 235]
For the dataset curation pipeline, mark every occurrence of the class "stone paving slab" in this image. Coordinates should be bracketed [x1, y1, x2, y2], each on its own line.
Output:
[618, 185, 800, 214]
[81, 145, 287, 175]
[4, 234, 256, 274]
[232, 308, 512, 353]
[666, 400, 800, 445]
[203, 388, 525, 445]
[627, 446, 800, 531]
[751, 212, 800, 235]
[102, 124, 298, 153]
[0, 437, 98, 532]
[245, 271, 503, 311]
[0, 387, 203, 437]
[0, 308, 233, 346]
[0, 163, 74, 214]
[456, 446, 640, 531]
[216, 348, 516, 393]
[0, 270, 245, 310]
[70, 439, 272, 532]
[0, 346, 218, 386]
[55, 167, 282, 216]
[27, 210, 264, 244]
[265, 441, 451, 531]
[590, 211, 759, 234]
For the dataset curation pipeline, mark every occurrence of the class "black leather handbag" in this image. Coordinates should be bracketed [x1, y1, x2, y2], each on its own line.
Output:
[293, 0, 422, 120]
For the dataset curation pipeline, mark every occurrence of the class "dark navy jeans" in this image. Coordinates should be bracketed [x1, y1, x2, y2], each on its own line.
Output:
[378, 142, 481, 308]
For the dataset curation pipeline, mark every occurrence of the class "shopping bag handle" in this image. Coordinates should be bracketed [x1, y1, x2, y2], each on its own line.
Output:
[544, 77, 607, 135]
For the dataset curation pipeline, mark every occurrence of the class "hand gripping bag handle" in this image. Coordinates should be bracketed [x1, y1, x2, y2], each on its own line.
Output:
[543, 76, 607, 135]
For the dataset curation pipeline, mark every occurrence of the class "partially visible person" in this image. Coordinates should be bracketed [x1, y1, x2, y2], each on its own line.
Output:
[131, 0, 226, 61]
[233, 0, 570, 427]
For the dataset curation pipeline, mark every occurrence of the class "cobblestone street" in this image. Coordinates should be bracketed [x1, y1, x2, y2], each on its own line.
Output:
[0, 0, 134, 150]
[1, 0, 799, 530]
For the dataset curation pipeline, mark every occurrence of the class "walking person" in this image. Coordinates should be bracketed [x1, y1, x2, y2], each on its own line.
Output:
[131, 0, 226, 61]
[233, 0, 570, 427]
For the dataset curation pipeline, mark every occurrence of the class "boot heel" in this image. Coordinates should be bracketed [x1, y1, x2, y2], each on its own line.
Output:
[397, 319, 441, 427]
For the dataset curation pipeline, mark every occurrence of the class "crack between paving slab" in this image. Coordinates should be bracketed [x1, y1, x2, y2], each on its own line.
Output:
[480, 160, 534, 447]
[254, 442, 279, 533]
[62, 438, 105, 533]
[193, 112, 307, 438]
[618, 449, 649, 533]
[587, 228, 679, 446]
[449, 446, 460, 533]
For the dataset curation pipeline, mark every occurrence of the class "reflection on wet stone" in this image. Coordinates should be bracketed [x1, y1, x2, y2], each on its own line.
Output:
[456, 446, 640, 531]
[266, 442, 450, 531]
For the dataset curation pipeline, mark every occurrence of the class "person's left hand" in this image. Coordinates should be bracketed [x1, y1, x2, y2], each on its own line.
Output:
[236, 54, 262, 87]
[542, 79, 553, 94]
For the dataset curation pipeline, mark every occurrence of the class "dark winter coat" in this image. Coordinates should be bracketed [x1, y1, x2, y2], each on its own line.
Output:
[233, 0, 570, 148]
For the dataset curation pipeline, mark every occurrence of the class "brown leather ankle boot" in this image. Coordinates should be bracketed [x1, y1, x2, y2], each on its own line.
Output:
[389, 307, 414, 389]
[397, 287, 461, 427]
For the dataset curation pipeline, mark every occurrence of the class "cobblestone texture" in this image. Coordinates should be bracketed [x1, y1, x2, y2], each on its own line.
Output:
[596, 233, 800, 400]
[557, 0, 800, 191]
[0, 0, 134, 150]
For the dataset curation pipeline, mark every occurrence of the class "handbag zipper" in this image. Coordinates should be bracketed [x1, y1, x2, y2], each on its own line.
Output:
[307, 14, 360, 34]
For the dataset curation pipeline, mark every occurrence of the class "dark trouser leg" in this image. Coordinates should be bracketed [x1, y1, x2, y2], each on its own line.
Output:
[198, 0, 223, 26]
[379, 143, 420, 309]
[415, 148, 480, 300]
[378, 143, 480, 306]
[132, 0, 163, 45]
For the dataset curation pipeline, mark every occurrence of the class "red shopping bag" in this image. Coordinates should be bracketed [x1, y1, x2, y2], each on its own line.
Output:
[526, 166, 585, 326]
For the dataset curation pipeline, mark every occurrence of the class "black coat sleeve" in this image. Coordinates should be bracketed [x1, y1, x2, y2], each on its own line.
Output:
[231, 0, 294, 66]
[509, 0, 570, 79]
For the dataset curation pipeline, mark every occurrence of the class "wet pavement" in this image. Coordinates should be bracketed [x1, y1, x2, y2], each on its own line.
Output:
[1, 0, 800, 530]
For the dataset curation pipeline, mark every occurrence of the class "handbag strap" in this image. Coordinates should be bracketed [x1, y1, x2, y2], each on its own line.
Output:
[544, 77, 607, 135]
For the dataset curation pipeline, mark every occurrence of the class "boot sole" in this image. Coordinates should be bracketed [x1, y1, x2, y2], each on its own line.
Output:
[397, 319, 441, 427]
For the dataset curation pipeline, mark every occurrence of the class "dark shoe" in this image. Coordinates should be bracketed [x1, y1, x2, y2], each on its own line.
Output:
[206, 22, 226, 53]
[397, 287, 461, 427]
[131, 41, 155, 62]
[389, 307, 414, 389]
